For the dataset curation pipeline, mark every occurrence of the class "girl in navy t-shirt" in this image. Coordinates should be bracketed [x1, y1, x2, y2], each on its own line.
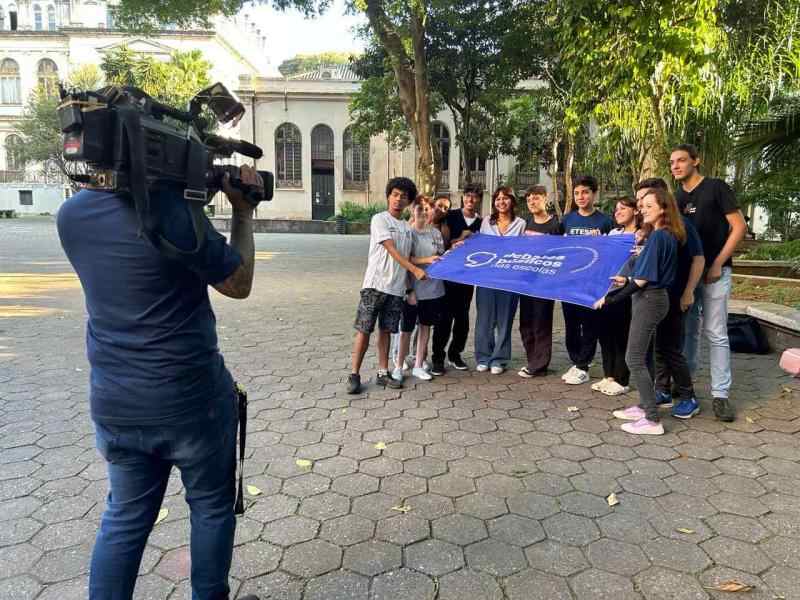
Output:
[595, 187, 685, 435]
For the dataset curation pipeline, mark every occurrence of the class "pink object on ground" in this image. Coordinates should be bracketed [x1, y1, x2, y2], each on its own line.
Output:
[612, 406, 646, 421]
[780, 349, 800, 377]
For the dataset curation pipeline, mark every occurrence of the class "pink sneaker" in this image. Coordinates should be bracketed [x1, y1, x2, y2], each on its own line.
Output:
[621, 418, 664, 436]
[612, 406, 645, 421]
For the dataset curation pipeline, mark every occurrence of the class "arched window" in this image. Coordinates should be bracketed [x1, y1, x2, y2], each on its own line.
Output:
[8, 3, 18, 31]
[343, 126, 369, 190]
[5, 134, 25, 172]
[47, 5, 56, 30]
[33, 4, 42, 30]
[275, 123, 302, 188]
[37, 59, 59, 97]
[432, 121, 450, 190]
[0, 59, 21, 104]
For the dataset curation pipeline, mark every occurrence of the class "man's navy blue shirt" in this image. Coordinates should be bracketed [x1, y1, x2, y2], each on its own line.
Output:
[561, 210, 613, 236]
[57, 189, 242, 425]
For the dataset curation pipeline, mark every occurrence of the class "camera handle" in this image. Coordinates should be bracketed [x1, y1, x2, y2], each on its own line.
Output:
[118, 106, 210, 260]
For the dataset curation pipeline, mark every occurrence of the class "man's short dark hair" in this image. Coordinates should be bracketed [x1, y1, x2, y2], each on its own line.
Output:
[671, 143, 700, 160]
[573, 175, 598, 193]
[634, 177, 668, 192]
[463, 183, 483, 197]
[385, 177, 417, 201]
[525, 185, 548, 198]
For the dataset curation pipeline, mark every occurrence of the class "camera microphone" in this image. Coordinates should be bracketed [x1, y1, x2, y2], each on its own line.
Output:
[204, 134, 263, 160]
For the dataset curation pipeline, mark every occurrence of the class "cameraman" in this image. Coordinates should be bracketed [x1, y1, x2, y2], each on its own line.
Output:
[57, 167, 263, 600]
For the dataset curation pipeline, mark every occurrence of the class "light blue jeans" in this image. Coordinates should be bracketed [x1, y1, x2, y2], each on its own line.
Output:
[474, 287, 519, 368]
[683, 266, 733, 398]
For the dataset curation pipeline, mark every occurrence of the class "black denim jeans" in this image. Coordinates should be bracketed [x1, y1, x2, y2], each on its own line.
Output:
[432, 281, 474, 363]
[626, 288, 669, 422]
[655, 294, 696, 401]
[598, 298, 631, 386]
[562, 302, 599, 371]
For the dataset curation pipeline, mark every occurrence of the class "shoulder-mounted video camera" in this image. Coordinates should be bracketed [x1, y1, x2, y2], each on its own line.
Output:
[57, 83, 273, 259]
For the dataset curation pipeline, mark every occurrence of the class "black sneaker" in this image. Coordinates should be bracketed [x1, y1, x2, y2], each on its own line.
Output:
[346, 374, 361, 394]
[448, 355, 469, 371]
[376, 372, 403, 389]
[713, 397, 735, 422]
[430, 362, 446, 376]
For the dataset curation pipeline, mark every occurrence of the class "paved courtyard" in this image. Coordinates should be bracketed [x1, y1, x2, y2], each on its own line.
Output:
[2, 218, 800, 599]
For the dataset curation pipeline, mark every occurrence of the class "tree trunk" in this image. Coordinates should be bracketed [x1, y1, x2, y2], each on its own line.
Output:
[364, 0, 439, 195]
[563, 133, 575, 213]
[549, 137, 562, 217]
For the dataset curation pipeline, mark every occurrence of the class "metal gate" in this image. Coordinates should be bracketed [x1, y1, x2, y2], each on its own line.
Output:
[311, 124, 335, 221]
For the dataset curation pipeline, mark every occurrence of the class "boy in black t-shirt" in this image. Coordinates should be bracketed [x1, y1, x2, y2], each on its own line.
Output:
[670, 144, 747, 422]
[431, 183, 483, 374]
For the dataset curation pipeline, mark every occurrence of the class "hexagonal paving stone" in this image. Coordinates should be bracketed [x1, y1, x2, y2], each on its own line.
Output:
[508, 492, 559, 520]
[569, 568, 641, 600]
[465, 538, 527, 576]
[647, 512, 714, 543]
[525, 540, 589, 576]
[370, 568, 436, 600]
[505, 568, 572, 600]
[708, 492, 769, 518]
[456, 493, 508, 520]
[384, 441, 424, 461]
[304, 569, 369, 600]
[229, 541, 282, 580]
[380, 473, 427, 498]
[597, 511, 658, 545]
[405, 539, 465, 576]
[319, 514, 374, 546]
[404, 493, 454, 520]
[712, 474, 766, 498]
[523, 472, 574, 496]
[282, 539, 342, 578]
[246, 494, 299, 523]
[618, 474, 670, 498]
[433, 513, 487, 546]
[475, 473, 525, 498]
[30, 520, 96, 551]
[437, 568, 504, 600]
[448, 457, 493, 479]
[706, 513, 770, 543]
[761, 535, 800, 570]
[404, 456, 448, 478]
[282, 473, 331, 498]
[0, 575, 42, 600]
[330, 473, 379, 498]
[558, 491, 613, 518]
[298, 492, 350, 521]
[542, 513, 601, 546]
[351, 492, 402, 521]
[700, 536, 772, 574]
[586, 538, 650, 576]
[261, 515, 319, 547]
[642, 538, 711, 574]
[636, 567, 710, 600]
[238, 570, 304, 600]
[359, 456, 403, 478]
[376, 513, 430, 546]
[314, 456, 358, 478]
[429, 473, 476, 498]
[343, 540, 402, 576]
[487, 514, 545, 547]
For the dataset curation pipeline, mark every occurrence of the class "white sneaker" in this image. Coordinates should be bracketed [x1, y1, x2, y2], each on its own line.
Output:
[591, 377, 611, 392]
[564, 368, 589, 385]
[561, 365, 579, 381]
[602, 380, 629, 396]
[490, 365, 505, 375]
[412, 367, 432, 381]
[391, 367, 404, 383]
[476, 364, 489, 372]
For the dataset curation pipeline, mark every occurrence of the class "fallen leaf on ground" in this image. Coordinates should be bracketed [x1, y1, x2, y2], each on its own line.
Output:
[295, 459, 312, 468]
[155, 508, 169, 525]
[374, 442, 387, 450]
[567, 406, 579, 412]
[676, 528, 695, 534]
[606, 493, 619, 507]
[246, 485, 263, 496]
[745, 416, 755, 424]
[704, 580, 753, 592]
[391, 505, 412, 513]
[782, 387, 792, 394]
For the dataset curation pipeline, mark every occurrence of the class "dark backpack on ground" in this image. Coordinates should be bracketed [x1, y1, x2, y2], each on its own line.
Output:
[727, 313, 770, 354]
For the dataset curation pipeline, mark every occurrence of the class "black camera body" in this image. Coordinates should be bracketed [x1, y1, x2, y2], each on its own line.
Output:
[58, 83, 273, 206]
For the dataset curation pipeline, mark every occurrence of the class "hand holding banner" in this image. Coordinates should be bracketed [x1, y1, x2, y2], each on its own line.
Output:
[426, 233, 635, 308]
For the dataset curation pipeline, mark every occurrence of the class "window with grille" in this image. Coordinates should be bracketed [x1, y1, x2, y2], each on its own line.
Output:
[47, 5, 56, 30]
[344, 126, 369, 190]
[0, 59, 21, 104]
[0, 7, 4, 30]
[5, 134, 24, 172]
[37, 59, 59, 97]
[19, 190, 33, 206]
[275, 123, 302, 188]
[33, 4, 42, 30]
[432, 122, 450, 174]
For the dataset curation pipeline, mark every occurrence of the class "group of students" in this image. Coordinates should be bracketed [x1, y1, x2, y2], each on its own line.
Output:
[347, 143, 747, 435]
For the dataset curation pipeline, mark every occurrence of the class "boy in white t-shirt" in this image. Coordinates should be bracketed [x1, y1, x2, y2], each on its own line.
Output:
[348, 177, 426, 394]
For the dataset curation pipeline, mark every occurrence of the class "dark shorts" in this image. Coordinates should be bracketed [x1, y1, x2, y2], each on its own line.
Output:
[354, 288, 404, 334]
[401, 296, 444, 331]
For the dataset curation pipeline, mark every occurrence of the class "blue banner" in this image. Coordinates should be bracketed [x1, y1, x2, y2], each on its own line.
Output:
[427, 233, 635, 308]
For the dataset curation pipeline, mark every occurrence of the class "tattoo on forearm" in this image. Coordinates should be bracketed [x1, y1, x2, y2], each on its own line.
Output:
[214, 210, 255, 298]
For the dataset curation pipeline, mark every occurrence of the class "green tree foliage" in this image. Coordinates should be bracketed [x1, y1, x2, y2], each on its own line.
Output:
[278, 51, 355, 77]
